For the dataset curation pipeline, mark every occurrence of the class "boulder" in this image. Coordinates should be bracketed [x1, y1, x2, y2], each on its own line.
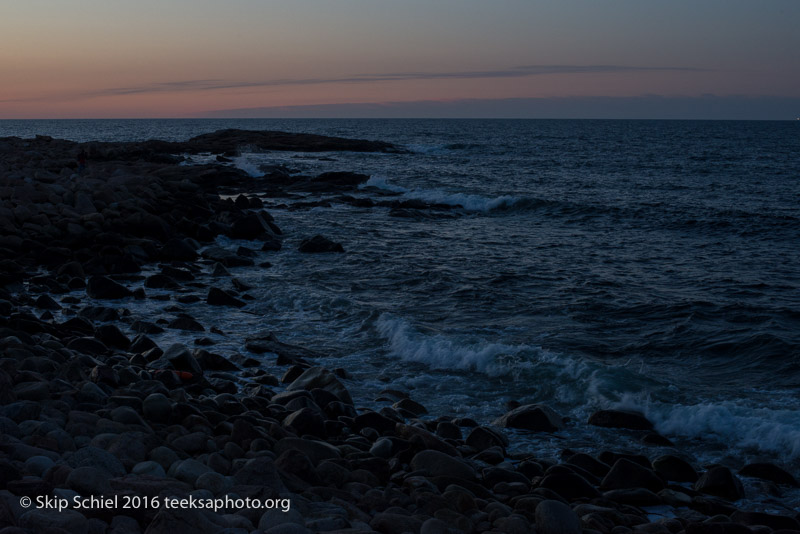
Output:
[145, 274, 180, 289]
[694, 465, 745, 501]
[601, 458, 664, 492]
[652, 454, 699, 483]
[230, 212, 275, 240]
[588, 409, 653, 430]
[298, 235, 344, 253]
[160, 238, 198, 261]
[141, 394, 171, 426]
[738, 462, 799, 487]
[282, 408, 326, 438]
[535, 500, 581, 534]
[86, 275, 132, 299]
[466, 426, 508, 452]
[286, 367, 352, 405]
[410, 450, 475, 480]
[493, 404, 564, 432]
[168, 316, 205, 332]
[730, 510, 800, 531]
[538, 472, 600, 501]
[207, 287, 245, 308]
[159, 343, 203, 375]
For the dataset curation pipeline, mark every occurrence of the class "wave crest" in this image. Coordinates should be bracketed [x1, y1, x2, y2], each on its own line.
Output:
[360, 175, 526, 212]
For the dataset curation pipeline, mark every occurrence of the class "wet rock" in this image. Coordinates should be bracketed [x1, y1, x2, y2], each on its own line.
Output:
[393, 398, 427, 416]
[145, 274, 180, 289]
[652, 455, 699, 483]
[159, 238, 198, 261]
[159, 343, 203, 375]
[201, 246, 254, 267]
[283, 407, 326, 438]
[262, 237, 282, 252]
[465, 426, 508, 452]
[95, 324, 131, 349]
[435, 421, 462, 440]
[298, 235, 344, 253]
[230, 212, 276, 240]
[694, 466, 745, 501]
[588, 409, 653, 430]
[34, 294, 61, 310]
[131, 320, 164, 334]
[286, 366, 353, 405]
[168, 315, 205, 332]
[730, 510, 800, 531]
[564, 453, 610, 478]
[602, 458, 665, 492]
[493, 404, 564, 432]
[129, 334, 158, 353]
[410, 450, 475, 479]
[538, 472, 600, 501]
[535, 500, 581, 534]
[68, 336, 109, 355]
[352, 410, 398, 435]
[207, 287, 245, 308]
[738, 462, 799, 487]
[86, 275, 132, 299]
[396, 424, 458, 456]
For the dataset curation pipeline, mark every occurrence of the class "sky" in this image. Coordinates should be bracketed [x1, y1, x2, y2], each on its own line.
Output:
[1, 0, 798, 119]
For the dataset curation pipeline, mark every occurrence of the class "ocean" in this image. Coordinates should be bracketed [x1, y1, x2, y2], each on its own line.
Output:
[3, 118, 799, 488]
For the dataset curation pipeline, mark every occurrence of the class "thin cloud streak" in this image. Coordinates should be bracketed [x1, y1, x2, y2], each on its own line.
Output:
[2, 64, 707, 103]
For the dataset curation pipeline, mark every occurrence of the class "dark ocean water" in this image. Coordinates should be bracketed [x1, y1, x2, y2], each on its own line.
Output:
[3, 119, 800, 479]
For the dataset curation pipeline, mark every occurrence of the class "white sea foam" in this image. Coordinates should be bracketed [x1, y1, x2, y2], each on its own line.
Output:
[653, 402, 800, 459]
[375, 314, 539, 376]
[611, 394, 800, 460]
[360, 175, 409, 193]
[360, 175, 524, 212]
[232, 155, 264, 177]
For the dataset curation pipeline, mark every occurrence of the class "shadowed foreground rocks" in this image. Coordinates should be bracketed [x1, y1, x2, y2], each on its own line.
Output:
[0, 131, 798, 533]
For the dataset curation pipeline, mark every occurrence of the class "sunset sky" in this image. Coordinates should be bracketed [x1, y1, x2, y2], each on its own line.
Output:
[2, 0, 798, 119]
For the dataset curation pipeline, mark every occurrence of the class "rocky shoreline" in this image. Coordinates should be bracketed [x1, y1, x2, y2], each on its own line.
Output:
[1, 130, 798, 534]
